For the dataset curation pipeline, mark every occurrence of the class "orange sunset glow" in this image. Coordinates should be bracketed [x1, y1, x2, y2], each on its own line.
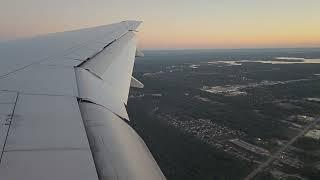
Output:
[0, 0, 319, 49]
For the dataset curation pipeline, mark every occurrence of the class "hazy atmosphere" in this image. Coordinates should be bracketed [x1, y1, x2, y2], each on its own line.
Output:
[1, 1, 320, 180]
[1, 0, 319, 49]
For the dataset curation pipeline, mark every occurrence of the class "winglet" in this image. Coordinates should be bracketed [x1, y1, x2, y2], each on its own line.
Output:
[130, 76, 144, 88]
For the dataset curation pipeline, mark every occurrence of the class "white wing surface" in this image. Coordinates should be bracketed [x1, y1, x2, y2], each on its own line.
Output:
[0, 21, 165, 180]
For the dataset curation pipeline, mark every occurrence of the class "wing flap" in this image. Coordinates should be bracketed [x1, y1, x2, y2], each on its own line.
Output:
[0, 149, 98, 180]
[135, 49, 144, 57]
[75, 68, 129, 120]
[0, 94, 98, 180]
[80, 31, 138, 104]
[131, 76, 144, 88]
[79, 102, 165, 180]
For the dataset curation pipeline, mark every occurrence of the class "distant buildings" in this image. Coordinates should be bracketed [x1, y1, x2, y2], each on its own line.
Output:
[304, 129, 320, 140]
[306, 97, 320, 102]
[229, 139, 270, 156]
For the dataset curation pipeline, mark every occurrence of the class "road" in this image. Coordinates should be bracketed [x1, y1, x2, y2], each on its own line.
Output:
[244, 117, 320, 180]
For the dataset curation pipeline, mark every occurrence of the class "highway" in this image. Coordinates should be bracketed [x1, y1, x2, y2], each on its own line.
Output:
[244, 117, 320, 180]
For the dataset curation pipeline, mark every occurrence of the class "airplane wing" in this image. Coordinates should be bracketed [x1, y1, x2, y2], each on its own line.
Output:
[0, 21, 165, 180]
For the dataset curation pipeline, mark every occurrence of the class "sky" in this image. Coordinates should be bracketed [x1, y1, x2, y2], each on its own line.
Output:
[0, 0, 319, 49]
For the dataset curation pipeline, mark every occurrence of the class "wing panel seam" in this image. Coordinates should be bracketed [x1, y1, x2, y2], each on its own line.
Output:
[0, 92, 19, 164]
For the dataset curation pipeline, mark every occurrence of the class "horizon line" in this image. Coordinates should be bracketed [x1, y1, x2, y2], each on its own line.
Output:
[142, 47, 320, 51]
